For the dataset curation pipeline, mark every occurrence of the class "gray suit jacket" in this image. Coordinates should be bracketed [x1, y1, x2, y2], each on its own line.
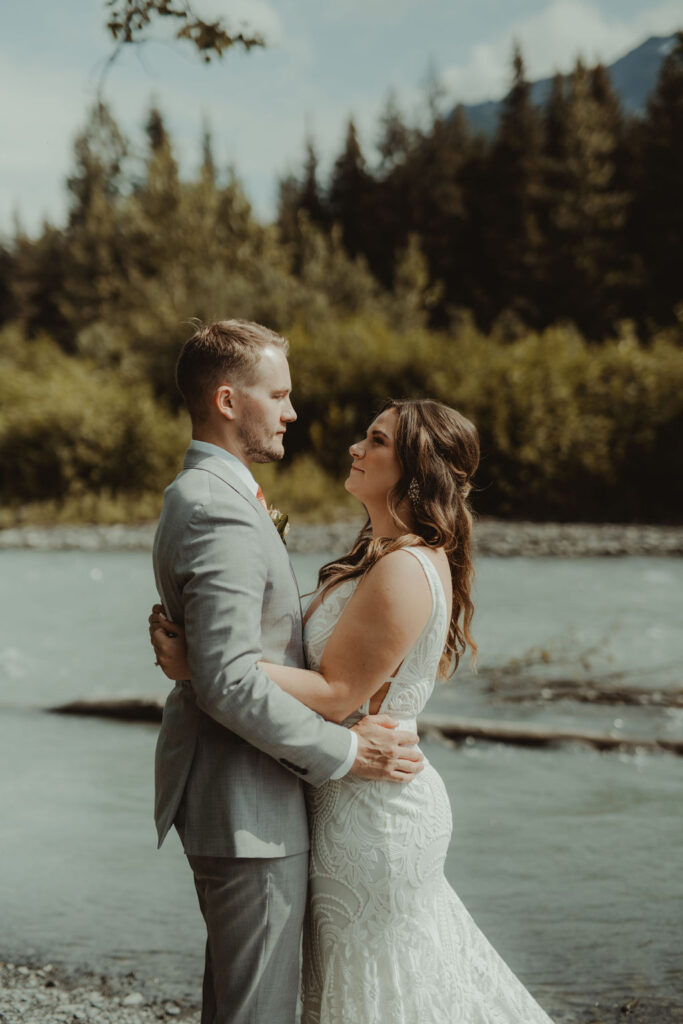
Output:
[153, 448, 353, 858]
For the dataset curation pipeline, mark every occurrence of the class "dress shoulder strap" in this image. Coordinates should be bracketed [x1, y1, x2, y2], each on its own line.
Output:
[402, 546, 446, 615]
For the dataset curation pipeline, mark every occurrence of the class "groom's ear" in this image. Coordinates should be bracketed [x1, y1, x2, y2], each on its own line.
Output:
[214, 384, 236, 421]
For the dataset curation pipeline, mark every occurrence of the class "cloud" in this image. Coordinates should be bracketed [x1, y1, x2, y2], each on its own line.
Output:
[322, 0, 430, 19]
[441, 0, 683, 104]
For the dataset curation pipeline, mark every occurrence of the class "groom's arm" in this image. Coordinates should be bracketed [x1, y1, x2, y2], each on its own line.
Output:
[177, 496, 353, 787]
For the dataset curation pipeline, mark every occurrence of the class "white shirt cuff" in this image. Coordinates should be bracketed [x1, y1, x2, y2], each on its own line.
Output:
[329, 729, 358, 780]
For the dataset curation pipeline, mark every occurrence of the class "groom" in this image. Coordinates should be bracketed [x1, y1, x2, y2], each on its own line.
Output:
[153, 319, 423, 1024]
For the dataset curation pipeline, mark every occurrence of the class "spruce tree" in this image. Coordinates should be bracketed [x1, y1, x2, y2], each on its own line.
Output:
[382, 104, 473, 322]
[145, 105, 168, 153]
[632, 32, 683, 324]
[10, 225, 70, 345]
[276, 172, 302, 248]
[61, 102, 129, 339]
[540, 59, 631, 334]
[377, 91, 413, 172]
[0, 243, 14, 328]
[328, 119, 375, 260]
[200, 120, 216, 183]
[370, 94, 415, 288]
[299, 139, 327, 227]
[484, 45, 545, 328]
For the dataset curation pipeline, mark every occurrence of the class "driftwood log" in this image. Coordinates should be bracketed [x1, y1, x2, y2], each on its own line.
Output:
[49, 698, 683, 755]
[417, 713, 683, 755]
[51, 697, 165, 723]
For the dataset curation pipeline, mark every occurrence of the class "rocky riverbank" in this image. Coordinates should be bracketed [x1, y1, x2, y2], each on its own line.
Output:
[1, 518, 681, 557]
[0, 961, 198, 1024]
[1, 960, 681, 1024]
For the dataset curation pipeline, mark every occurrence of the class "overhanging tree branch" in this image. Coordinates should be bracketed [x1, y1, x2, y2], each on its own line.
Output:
[105, 0, 265, 63]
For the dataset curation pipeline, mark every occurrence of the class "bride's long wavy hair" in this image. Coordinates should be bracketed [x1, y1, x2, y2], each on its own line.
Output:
[317, 399, 480, 678]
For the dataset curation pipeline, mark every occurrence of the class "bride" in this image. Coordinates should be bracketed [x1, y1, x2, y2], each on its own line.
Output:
[151, 398, 554, 1024]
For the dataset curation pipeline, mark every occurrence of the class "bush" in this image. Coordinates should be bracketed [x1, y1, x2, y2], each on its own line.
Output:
[253, 454, 358, 523]
[285, 316, 683, 521]
[0, 327, 188, 508]
[2, 317, 681, 524]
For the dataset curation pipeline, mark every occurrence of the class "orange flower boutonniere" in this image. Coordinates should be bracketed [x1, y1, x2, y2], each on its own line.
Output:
[268, 506, 290, 545]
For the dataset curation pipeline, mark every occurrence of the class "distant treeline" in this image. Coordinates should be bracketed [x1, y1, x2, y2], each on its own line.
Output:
[280, 36, 683, 337]
[0, 38, 682, 524]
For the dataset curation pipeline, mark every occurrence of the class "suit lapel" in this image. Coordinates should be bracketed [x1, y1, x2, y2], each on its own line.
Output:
[183, 449, 266, 518]
[182, 450, 300, 599]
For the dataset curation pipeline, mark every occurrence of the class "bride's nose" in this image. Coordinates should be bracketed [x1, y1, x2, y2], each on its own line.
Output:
[349, 440, 364, 458]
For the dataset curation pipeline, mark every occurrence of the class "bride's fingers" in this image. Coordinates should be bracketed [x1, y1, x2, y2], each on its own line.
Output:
[148, 605, 170, 625]
[149, 620, 182, 640]
[150, 632, 177, 661]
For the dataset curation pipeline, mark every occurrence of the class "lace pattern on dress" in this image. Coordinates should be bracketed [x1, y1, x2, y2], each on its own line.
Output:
[301, 546, 554, 1024]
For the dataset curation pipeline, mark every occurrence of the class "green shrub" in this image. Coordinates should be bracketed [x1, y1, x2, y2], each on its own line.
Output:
[253, 455, 357, 523]
[2, 318, 681, 524]
[0, 327, 188, 508]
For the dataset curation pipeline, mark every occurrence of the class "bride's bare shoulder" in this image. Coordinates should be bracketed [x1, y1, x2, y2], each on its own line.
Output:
[357, 548, 432, 607]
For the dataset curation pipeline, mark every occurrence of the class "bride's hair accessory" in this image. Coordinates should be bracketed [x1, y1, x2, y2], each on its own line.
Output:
[408, 477, 421, 511]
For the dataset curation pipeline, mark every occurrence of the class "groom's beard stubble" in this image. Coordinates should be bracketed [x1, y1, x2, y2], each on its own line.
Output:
[237, 420, 284, 464]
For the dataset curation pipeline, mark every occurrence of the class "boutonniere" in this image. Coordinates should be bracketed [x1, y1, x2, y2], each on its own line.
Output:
[268, 506, 290, 545]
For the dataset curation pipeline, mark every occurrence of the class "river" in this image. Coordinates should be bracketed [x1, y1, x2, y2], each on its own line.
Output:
[1, 550, 682, 1019]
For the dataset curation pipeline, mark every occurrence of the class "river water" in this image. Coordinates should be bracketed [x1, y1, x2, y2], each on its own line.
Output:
[1, 550, 682, 1018]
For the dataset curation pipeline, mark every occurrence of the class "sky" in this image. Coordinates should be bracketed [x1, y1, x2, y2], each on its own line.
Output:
[1, 0, 682, 234]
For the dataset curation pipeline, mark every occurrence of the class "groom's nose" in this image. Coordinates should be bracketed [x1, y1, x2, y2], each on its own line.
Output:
[283, 398, 297, 422]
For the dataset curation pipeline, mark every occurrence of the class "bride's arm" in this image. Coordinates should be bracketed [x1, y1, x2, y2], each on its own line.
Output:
[259, 550, 432, 722]
[150, 550, 433, 723]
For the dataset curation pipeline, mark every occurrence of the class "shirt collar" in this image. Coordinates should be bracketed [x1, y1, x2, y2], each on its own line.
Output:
[188, 440, 259, 496]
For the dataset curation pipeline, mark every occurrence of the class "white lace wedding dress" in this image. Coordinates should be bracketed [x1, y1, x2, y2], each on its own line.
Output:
[301, 546, 554, 1024]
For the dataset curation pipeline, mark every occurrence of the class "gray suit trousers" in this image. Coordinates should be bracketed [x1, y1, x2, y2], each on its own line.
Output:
[187, 851, 309, 1024]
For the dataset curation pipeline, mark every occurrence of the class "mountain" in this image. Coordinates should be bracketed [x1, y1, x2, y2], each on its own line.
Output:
[458, 35, 678, 135]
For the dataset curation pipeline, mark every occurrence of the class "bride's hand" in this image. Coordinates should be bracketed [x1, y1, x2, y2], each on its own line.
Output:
[149, 604, 191, 680]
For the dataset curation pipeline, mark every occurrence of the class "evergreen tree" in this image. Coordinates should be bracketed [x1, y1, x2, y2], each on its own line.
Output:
[632, 32, 683, 324]
[390, 233, 441, 330]
[200, 119, 216, 183]
[131, 104, 181, 281]
[377, 91, 413, 171]
[368, 97, 475, 317]
[145, 105, 169, 153]
[60, 103, 130, 341]
[0, 242, 16, 328]
[401, 105, 472, 323]
[299, 139, 327, 227]
[366, 95, 415, 288]
[276, 138, 328, 267]
[483, 45, 545, 327]
[328, 119, 375, 260]
[276, 172, 302, 248]
[540, 59, 632, 334]
[10, 224, 70, 345]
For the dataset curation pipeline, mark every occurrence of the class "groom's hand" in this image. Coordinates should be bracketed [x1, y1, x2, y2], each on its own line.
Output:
[349, 715, 424, 783]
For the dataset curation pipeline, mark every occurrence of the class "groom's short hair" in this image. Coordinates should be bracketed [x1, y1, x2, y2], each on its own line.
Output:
[176, 319, 289, 421]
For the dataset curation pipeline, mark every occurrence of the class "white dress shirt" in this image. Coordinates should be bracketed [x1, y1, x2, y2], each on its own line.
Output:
[189, 439, 259, 495]
[188, 439, 357, 778]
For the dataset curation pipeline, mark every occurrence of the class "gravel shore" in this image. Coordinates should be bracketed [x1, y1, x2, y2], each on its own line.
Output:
[1, 960, 681, 1024]
[1, 518, 681, 557]
[0, 961, 199, 1024]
